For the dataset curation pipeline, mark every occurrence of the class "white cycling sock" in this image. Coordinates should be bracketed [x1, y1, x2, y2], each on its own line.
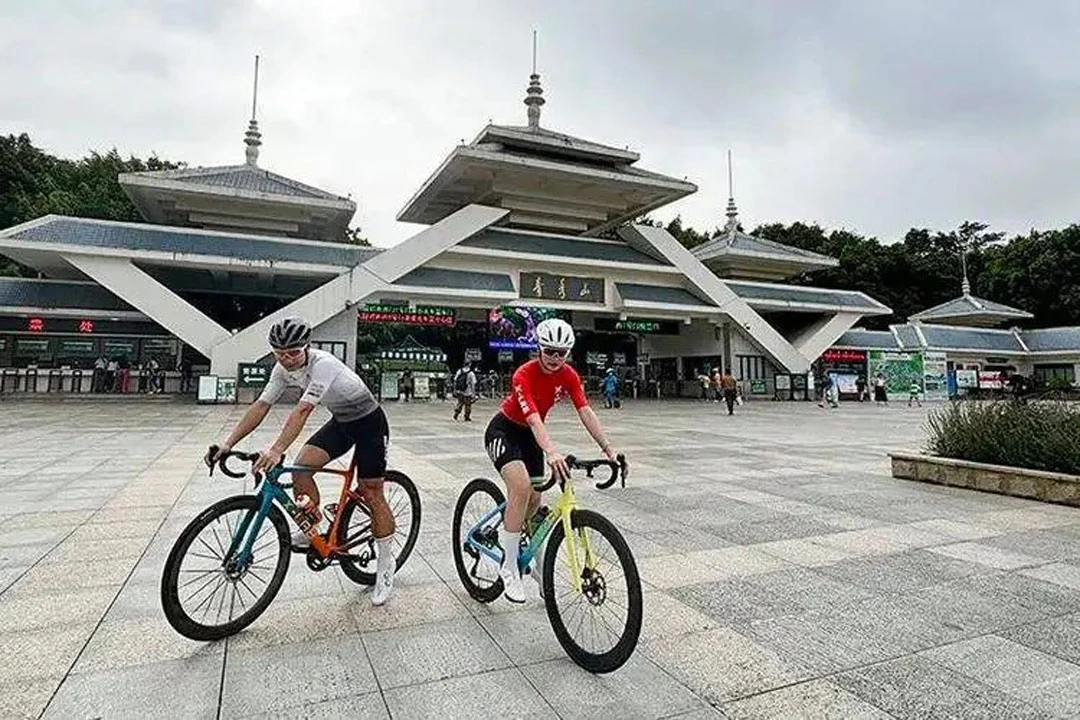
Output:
[500, 529, 520, 573]
[376, 534, 395, 575]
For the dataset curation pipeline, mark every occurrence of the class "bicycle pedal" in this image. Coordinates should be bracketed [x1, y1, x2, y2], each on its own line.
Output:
[323, 503, 338, 517]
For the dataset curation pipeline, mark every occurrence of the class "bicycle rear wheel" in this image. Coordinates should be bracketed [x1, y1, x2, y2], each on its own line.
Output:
[542, 509, 642, 673]
[451, 478, 505, 603]
[337, 470, 422, 585]
[160, 495, 291, 641]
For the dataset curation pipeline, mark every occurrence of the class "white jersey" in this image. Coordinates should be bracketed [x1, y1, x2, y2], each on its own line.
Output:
[257, 348, 378, 422]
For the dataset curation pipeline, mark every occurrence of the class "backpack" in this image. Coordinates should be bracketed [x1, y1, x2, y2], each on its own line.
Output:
[454, 370, 470, 394]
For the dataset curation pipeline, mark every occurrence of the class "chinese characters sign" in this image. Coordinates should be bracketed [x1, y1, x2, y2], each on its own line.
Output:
[519, 272, 605, 304]
[358, 304, 456, 327]
[593, 317, 680, 335]
[237, 363, 271, 388]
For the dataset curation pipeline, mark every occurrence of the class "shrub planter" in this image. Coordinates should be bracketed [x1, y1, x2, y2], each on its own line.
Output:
[889, 451, 1080, 506]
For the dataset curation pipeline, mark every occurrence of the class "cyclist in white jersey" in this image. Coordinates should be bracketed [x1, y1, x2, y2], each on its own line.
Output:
[210, 317, 398, 606]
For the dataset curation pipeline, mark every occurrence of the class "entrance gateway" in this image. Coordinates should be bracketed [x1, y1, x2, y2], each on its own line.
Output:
[0, 64, 892, 398]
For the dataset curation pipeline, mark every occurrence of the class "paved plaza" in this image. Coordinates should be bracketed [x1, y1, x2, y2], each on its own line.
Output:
[2, 396, 1080, 718]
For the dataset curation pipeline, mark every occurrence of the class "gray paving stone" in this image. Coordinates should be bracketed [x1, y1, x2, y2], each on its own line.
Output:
[928, 541, 1047, 570]
[74, 616, 223, 672]
[348, 577, 473, 632]
[645, 627, 810, 704]
[919, 635, 1080, 697]
[221, 636, 377, 717]
[385, 667, 556, 719]
[834, 655, 1050, 719]
[234, 691, 389, 719]
[951, 571, 1080, 617]
[0, 676, 63, 720]
[477, 607, 566, 665]
[816, 549, 991, 593]
[999, 613, 1080, 665]
[722, 679, 894, 719]
[363, 616, 511, 690]
[707, 516, 843, 545]
[0, 622, 95, 684]
[521, 655, 703, 719]
[0, 584, 116, 632]
[1019, 562, 1080, 591]
[43, 655, 221, 720]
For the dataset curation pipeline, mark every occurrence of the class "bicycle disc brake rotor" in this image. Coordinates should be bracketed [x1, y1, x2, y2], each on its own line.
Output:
[580, 568, 607, 606]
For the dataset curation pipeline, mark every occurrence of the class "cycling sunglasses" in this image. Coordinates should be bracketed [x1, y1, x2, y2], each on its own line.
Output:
[541, 347, 569, 358]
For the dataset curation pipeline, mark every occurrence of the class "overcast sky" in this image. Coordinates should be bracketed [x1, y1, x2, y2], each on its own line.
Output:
[3, 0, 1078, 247]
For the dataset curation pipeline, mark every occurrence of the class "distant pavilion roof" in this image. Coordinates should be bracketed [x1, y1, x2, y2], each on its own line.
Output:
[909, 292, 1033, 327]
[691, 197, 838, 281]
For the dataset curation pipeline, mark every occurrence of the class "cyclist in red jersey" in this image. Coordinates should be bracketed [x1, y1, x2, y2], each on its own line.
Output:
[484, 318, 625, 603]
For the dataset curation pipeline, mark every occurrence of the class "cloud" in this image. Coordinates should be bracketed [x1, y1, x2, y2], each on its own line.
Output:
[2, 0, 1078, 247]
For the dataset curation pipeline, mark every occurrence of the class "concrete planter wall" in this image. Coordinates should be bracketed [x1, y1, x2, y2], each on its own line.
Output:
[890, 451, 1080, 507]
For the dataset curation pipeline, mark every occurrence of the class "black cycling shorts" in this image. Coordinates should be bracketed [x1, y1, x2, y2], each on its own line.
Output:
[484, 411, 545, 480]
[306, 406, 389, 479]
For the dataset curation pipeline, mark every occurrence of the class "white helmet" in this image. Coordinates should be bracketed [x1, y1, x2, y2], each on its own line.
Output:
[535, 318, 575, 350]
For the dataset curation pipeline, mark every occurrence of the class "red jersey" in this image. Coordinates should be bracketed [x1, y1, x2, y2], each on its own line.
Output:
[500, 359, 589, 425]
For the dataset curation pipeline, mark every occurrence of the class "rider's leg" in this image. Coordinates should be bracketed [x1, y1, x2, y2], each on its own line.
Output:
[292, 444, 328, 506]
[356, 407, 396, 605]
[498, 459, 531, 603]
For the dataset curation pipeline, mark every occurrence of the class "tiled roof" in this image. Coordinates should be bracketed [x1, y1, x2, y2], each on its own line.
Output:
[3, 216, 376, 267]
[121, 164, 350, 201]
[616, 283, 714, 307]
[724, 280, 888, 312]
[394, 267, 514, 293]
[910, 294, 1032, 322]
[692, 230, 837, 267]
[476, 125, 640, 164]
[833, 329, 900, 350]
[1020, 327, 1080, 352]
[0, 278, 134, 311]
[919, 325, 1026, 352]
[894, 325, 921, 349]
[461, 229, 672, 266]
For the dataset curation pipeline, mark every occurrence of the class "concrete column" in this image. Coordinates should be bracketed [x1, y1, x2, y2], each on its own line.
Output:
[62, 254, 230, 358]
[790, 312, 862, 364]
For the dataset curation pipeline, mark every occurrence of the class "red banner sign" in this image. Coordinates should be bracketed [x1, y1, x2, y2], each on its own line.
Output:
[358, 306, 456, 327]
[821, 348, 867, 363]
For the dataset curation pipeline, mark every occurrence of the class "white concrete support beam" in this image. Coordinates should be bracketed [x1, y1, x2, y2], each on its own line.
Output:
[790, 312, 863, 363]
[62, 253, 230, 357]
[209, 203, 509, 375]
[619, 224, 811, 372]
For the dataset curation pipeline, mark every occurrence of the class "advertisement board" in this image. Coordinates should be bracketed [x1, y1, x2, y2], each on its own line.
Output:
[923, 351, 948, 401]
[868, 351, 925, 400]
[488, 306, 571, 350]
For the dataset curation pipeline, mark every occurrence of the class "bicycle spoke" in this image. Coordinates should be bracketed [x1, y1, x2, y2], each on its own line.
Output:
[210, 524, 228, 560]
[179, 568, 219, 588]
[196, 536, 223, 561]
[184, 572, 223, 603]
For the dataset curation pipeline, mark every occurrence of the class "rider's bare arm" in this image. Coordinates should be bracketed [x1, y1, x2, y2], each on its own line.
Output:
[577, 406, 618, 461]
[525, 412, 559, 455]
[221, 400, 272, 452]
[269, 401, 316, 455]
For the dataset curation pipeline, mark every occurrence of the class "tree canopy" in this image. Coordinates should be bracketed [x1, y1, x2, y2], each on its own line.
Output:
[650, 214, 1080, 329]
[0, 133, 369, 276]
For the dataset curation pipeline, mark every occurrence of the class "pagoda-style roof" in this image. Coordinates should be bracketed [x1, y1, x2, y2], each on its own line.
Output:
[397, 73, 696, 236]
[909, 292, 1033, 327]
[692, 199, 837, 281]
[118, 108, 356, 242]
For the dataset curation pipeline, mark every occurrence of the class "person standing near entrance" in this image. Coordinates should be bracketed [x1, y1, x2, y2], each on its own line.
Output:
[720, 370, 738, 415]
[452, 363, 477, 421]
[602, 368, 619, 409]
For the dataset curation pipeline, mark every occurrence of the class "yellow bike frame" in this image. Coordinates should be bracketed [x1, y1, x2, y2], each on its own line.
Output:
[544, 475, 599, 595]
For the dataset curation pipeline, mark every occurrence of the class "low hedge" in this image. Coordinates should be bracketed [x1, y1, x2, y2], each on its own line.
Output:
[925, 400, 1080, 476]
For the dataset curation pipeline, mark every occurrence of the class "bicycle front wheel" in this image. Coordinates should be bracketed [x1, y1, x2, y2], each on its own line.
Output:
[160, 495, 291, 641]
[542, 509, 643, 673]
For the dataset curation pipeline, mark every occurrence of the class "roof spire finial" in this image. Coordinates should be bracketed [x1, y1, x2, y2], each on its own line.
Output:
[723, 149, 739, 233]
[524, 30, 545, 130]
[244, 54, 262, 166]
[960, 237, 972, 295]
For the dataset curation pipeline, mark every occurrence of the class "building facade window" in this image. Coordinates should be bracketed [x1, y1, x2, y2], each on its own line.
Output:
[1033, 364, 1076, 386]
[312, 340, 347, 363]
[737, 354, 768, 380]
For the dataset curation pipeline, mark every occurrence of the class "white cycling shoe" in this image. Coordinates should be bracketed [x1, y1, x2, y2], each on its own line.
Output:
[371, 567, 394, 607]
[500, 562, 526, 604]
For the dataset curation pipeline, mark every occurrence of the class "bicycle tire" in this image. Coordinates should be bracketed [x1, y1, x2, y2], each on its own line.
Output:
[337, 470, 422, 585]
[160, 495, 291, 641]
[451, 478, 506, 603]
[542, 509, 643, 673]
